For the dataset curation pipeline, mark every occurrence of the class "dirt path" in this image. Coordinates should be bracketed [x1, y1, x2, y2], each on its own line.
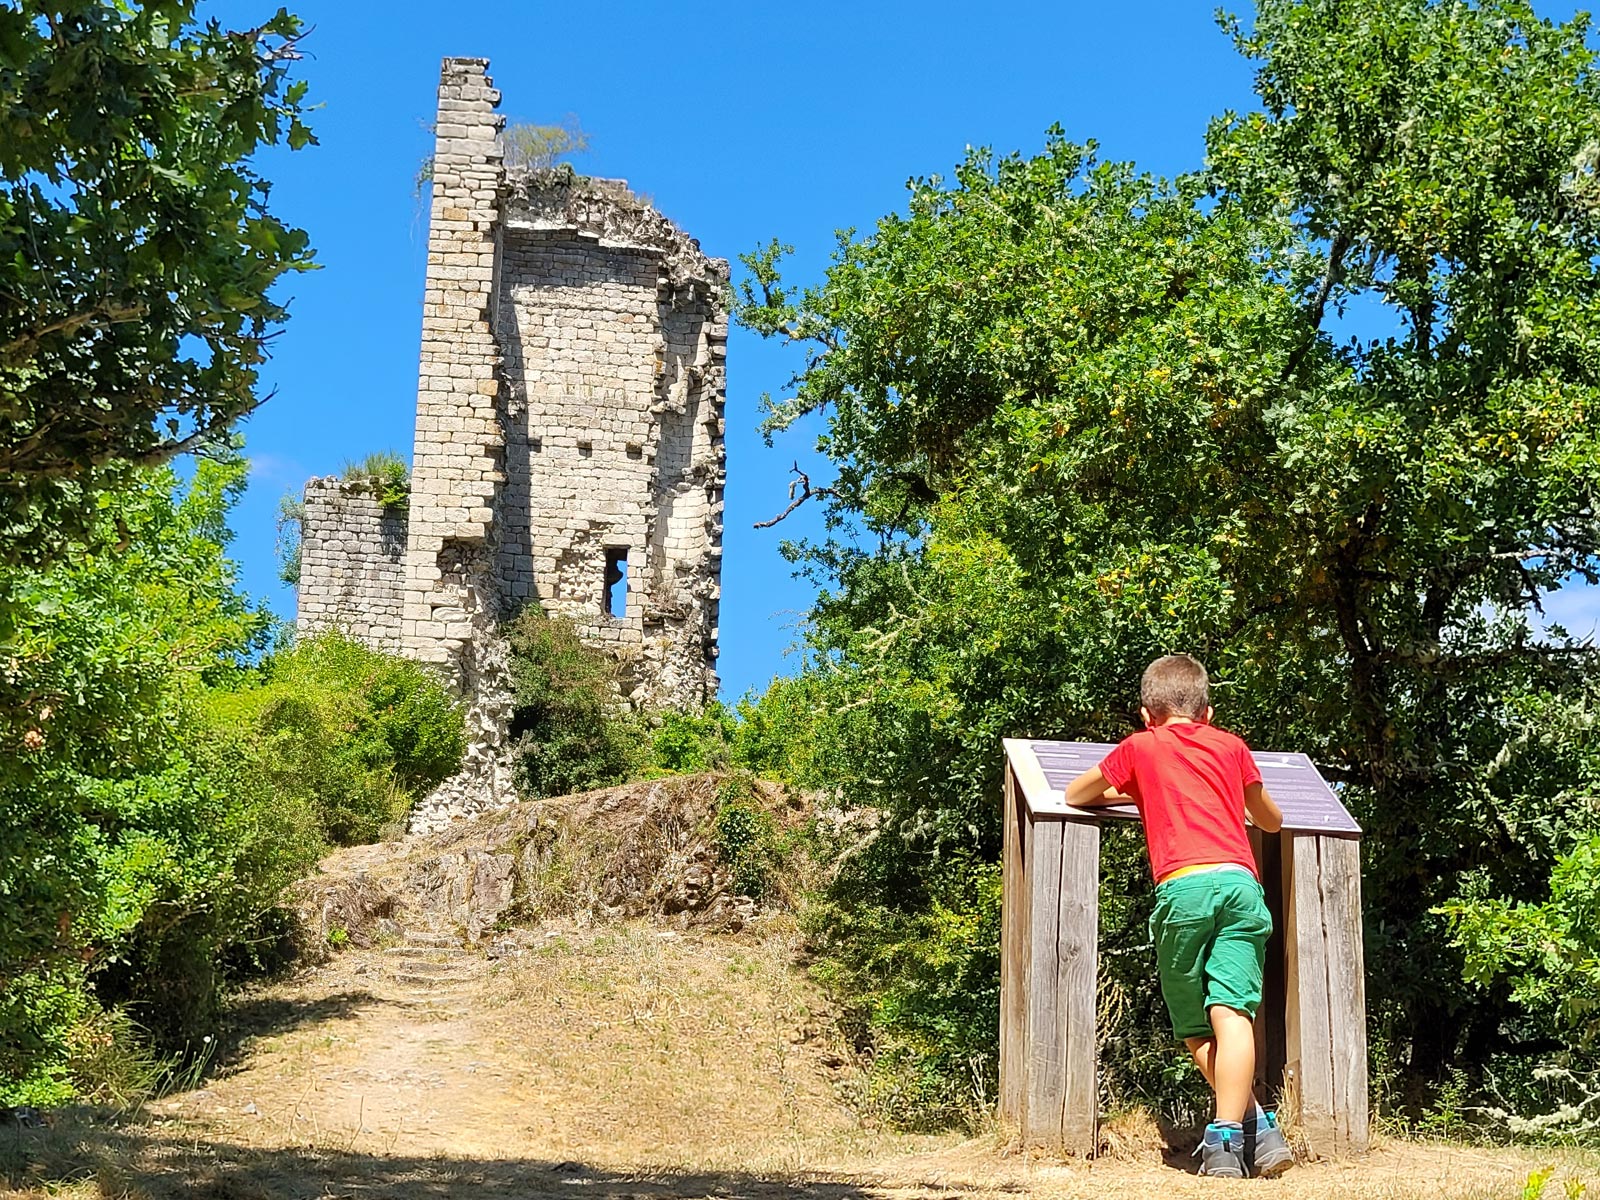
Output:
[4, 920, 1593, 1199]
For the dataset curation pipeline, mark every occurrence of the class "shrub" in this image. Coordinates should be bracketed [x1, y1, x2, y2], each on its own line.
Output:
[1439, 834, 1600, 1138]
[651, 705, 736, 774]
[730, 674, 833, 787]
[0, 461, 323, 1104]
[504, 608, 645, 798]
[207, 632, 466, 845]
[275, 491, 304, 584]
[805, 853, 1004, 1132]
[712, 777, 779, 898]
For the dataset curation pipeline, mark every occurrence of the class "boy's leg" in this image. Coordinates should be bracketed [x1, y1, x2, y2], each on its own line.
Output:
[1183, 1034, 1269, 1119]
[1203, 876, 1294, 1176]
[1207, 1004, 1256, 1123]
[1201, 878, 1271, 1122]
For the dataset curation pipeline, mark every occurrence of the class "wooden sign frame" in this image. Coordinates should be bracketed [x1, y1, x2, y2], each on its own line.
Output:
[999, 738, 1368, 1160]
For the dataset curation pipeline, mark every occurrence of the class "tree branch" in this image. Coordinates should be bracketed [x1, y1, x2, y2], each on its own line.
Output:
[0, 399, 263, 478]
[1, 303, 147, 355]
[1282, 230, 1350, 380]
[754, 463, 836, 529]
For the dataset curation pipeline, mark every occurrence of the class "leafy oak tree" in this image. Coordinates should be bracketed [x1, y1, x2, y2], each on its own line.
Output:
[0, 1, 316, 568]
[1207, 0, 1600, 1083]
[739, 0, 1600, 1122]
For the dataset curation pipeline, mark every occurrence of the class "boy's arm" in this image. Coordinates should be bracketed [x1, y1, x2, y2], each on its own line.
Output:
[1245, 781, 1283, 832]
[1063, 766, 1133, 809]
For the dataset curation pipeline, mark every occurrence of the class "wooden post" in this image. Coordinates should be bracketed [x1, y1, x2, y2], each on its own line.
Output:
[1023, 814, 1067, 1143]
[999, 766, 1027, 1125]
[1054, 814, 1100, 1151]
[1321, 835, 1369, 1154]
[999, 761, 1100, 1153]
[1019, 812, 1099, 1151]
[992, 790, 1094, 1158]
[1282, 832, 1368, 1157]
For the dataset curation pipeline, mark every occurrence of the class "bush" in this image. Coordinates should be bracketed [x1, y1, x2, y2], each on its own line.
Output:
[730, 674, 834, 787]
[207, 632, 466, 845]
[1437, 834, 1600, 1138]
[0, 461, 323, 1104]
[805, 852, 1003, 1131]
[504, 609, 645, 798]
[651, 705, 736, 775]
[712, 776, 780, 898]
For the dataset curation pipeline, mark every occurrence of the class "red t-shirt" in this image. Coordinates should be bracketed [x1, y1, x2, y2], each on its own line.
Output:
[1098, 722, 1263, 882]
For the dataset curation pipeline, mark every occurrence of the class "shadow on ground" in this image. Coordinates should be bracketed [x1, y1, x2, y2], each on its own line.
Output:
[1, 1124, 944, 1200]
[206, 988, 380, 1077]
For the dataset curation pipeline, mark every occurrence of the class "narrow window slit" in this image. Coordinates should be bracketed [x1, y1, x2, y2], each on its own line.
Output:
[604, 548, 628, 619]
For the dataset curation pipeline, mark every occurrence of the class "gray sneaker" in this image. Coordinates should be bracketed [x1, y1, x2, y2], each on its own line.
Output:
[1196, 1123, 1248, 1178]
[1249, 1112, 1295, 1178]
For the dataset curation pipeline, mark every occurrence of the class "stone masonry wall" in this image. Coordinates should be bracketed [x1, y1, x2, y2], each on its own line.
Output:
[402, 58, 515, 834]
[402, 56, 506, 667]
[295, 477, 407, 651]
[497, 172, 726, 709]
[297, 58, 727, 835]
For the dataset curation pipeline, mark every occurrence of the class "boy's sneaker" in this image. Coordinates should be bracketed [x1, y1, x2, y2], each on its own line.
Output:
[1196, 1122, 1248, 1178]
[1248, 1110, 1295, 1178]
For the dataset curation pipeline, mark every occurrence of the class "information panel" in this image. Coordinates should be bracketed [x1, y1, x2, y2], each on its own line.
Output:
[1007, 738, 1360, 835]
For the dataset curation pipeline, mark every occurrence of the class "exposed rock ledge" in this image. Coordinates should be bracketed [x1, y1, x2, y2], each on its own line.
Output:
[294, 773, 805, 948]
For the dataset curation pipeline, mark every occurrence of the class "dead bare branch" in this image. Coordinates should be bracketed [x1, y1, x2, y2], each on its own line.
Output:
[753, 462, 836, 529]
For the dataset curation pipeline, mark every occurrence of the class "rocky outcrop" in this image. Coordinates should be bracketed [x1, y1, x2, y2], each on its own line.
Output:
[295, 774, 801, 947]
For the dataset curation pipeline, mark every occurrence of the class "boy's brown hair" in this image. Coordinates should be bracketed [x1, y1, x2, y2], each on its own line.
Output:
[1141, 654, 1210, 720]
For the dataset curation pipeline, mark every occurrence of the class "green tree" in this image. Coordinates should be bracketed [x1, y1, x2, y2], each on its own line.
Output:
[1205, 0, 1600, 1078]
[0, 458, 319, 1101]
[738, 0, 1600, 1118]
[0, 1, 316, 568]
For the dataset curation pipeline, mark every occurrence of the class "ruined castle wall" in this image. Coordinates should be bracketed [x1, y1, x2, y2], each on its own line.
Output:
[647, 279, 726, 707]
[496, 175, 727, 709]
[401, 56, 507, 670]
[294, 477, 407, 651]
[402, 58, 515, 834]
[495, 235, 663, 641]
[296, 58, 728, 835]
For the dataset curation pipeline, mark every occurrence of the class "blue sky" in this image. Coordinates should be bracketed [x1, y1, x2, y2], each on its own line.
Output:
[215, 0, 1598, 699]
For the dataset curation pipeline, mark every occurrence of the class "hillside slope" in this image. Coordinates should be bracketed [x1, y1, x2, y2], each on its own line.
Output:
[3, 774, 1591, 1198]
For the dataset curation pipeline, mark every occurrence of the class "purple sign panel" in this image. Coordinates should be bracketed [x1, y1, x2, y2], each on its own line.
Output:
[1027, 739, 1360, 835]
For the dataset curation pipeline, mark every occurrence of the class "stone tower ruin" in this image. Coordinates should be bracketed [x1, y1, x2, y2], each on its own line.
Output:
[295, 57, 727, 831]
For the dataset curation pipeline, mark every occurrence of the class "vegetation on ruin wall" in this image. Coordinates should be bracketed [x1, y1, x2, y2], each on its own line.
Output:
[339, 451, 412, 511]
[504, 608, 747, 799]
[735, 0, 1600, 1133]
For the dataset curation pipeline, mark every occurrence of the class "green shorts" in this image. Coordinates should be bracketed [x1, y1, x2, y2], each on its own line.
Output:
[1150, 869, 1272, 1041]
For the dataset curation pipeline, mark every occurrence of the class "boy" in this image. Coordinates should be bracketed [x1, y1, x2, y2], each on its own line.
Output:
[1063, 654, 1293, 1178]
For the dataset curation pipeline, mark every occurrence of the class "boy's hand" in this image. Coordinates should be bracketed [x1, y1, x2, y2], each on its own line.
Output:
[1245, 781, 1283, 833]
[1063, 766, 1133, 809]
